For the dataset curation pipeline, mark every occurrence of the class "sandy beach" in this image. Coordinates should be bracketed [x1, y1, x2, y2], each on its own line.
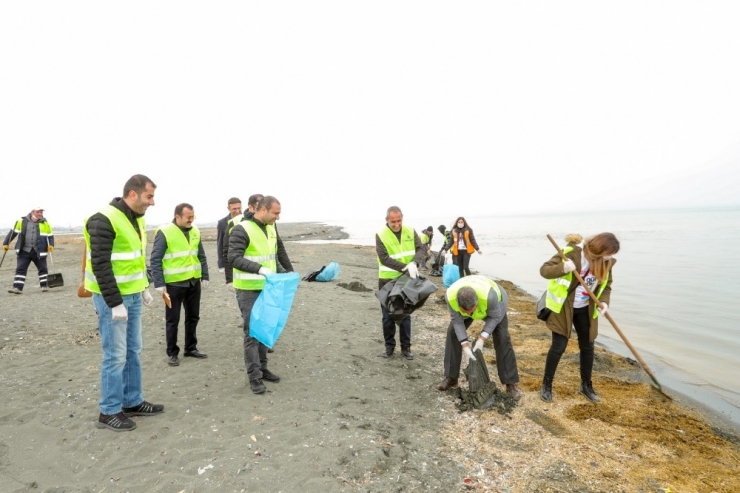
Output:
[1, 222, 738, 493]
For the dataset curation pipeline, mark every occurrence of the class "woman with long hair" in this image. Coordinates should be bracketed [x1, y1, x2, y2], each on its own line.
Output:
[539, 232, 620, 403]
[450, 217, 481, 278]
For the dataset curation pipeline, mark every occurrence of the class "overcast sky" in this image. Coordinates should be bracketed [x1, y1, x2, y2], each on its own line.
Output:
[1, 1, 739, 230]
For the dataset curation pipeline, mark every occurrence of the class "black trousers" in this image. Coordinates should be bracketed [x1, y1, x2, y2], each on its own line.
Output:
[544, 306, 595, 382]
[457, 251, 472, 277]
[443, 315, 520, 384]
[13, 249, 48, 290]
[165, 282, 201, 356]
[381, 305, 412, 349]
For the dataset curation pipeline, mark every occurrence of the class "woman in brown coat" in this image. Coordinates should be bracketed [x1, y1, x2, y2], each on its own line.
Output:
[539, 233, 620, 403]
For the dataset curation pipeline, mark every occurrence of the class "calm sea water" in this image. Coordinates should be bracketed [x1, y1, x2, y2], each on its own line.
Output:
[314, 207, 740, 426]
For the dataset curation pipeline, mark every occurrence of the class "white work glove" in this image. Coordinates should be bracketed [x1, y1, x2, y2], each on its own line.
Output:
[258, 267, 273, 276]
[201, 280, 209, 289]
[111, 304, 128, 321]
[563, 260, 577, 273]
[142, 289, 154, 306]
[598, 302, 608, 316]
[473, 337, 485, 354]
[155, 286, 165, 295]
[462, 342, 476, 361]
[402, 261, 418, 279]
[226, 282, 234, 292]
[218, 267, 225, 273]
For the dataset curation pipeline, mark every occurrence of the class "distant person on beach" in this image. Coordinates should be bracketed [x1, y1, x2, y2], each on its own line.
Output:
[539, 233, 619, 403]
[84, 174, 163, 432]
[228, 195, 293, 394]
[438, 224, 454, 265]
[216, 197, 242, 275]
[4, 207, 54, 294]
[418, 226, 434, 269]
[375, 206, 426, 360]
[435, 275, 521, 398]
[450, 217, 481, 278]
[150, 203, 210, 367]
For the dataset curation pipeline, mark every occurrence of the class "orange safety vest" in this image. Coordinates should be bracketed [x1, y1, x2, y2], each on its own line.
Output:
[451, 230, 475, 255]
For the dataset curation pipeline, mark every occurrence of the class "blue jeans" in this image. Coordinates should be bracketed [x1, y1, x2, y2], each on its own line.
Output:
[93, 293, 144, 415]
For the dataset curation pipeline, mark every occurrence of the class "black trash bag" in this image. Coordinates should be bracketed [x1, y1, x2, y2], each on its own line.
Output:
[456, 349, 518, 415]
[375, 274, 438, 322]
[429, 250, 446, 277]
[302, 266, 326, 282]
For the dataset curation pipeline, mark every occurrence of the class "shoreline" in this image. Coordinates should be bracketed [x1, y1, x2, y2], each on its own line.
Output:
[0, 221, 737, 491]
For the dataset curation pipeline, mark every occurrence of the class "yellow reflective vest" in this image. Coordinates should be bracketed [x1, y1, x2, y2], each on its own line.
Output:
[233, 221, 277, 290]
[447, 275, 502, 320]
[545, 246, 609, 320]
[84, 205, 147, 295]
[377, 225, 416, 280]
[159, 223, 202, 283]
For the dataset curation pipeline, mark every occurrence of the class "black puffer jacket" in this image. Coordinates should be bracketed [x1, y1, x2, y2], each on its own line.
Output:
[85, 198, 146, 308]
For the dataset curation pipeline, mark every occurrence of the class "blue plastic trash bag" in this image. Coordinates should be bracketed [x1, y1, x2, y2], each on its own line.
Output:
[443, 264, 460, 288]
[249, 272, 300, 348]
[315, 262, 340, 282]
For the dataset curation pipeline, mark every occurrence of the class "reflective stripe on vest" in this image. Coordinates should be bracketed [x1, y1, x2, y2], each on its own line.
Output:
[377, 225, 416, 280]
[84, 205, 147, 295]
[545, 246, 610, 318]
[233, 221, 277, 290]
[13, 219, 53, 256]
[160, 223, 202, 283]
[446, 275, 502, 320]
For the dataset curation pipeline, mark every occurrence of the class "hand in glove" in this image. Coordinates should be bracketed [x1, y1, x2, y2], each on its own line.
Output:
[2, 245, 8, 252]
[218, 267, 225, 273]
[473, 337, 485, 354]
[155, 286, 166, 295]
[48, 245, 54, 253]
[563, 259, 577, 273]
[201, 280, 209, 289]
[402, 261, 418, 279]
[111, 304, 128, 321]
[142, 289, 154, 306]
[462, 342, 476, 361]
[258, 267, 273, 276]
[226, 282, 234, 292]
[598, 302, 608, 316]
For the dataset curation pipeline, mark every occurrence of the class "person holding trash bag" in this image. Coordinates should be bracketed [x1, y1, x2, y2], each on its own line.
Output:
[228, 195, 293, 395]
[435, 275, 521, 398]
[3, 207, 54, 294]
[84, 174, 163, 432]
[375, 206, 426, 360]
[450, 217, 481, 278]
[150, 203, 210, 367]
[539, 233, 619, 403]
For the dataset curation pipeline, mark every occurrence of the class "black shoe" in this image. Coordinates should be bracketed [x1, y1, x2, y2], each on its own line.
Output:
[184, 349, 208, 359]
[267, 347, 274, 353]
[381, 346, 394, 358]
[250, 378, 266, 394]
[95, 412, 136, 432]
[579, 381, 601, 403]
[123, 401, 164, 416]
[401, 348, 414, 360]
[261, 369, 280, 383]
[541, 377, 553, 402]
[168, 355, 179, 366]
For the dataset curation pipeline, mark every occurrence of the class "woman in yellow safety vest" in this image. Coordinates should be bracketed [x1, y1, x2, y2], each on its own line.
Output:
[538, 233, 619, 403]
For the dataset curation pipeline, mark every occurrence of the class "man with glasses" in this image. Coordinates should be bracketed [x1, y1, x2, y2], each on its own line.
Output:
[150, 203, 210, 367]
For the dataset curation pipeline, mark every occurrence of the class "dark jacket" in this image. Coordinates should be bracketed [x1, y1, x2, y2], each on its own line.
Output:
[215, 214, 231, 270]
[150, 219, 210, 289]
[3, 215, 55, 255]
[223, 211, 255, 283]
[375, 225, 426, 290]
[539, 243, 615, 342]
[85, 198, 147, 308]
[227, 217, 293, 281]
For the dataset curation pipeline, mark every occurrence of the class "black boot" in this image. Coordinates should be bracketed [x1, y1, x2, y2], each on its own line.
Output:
[579, 380, 600, 403]
[540, 377, 553, 402]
